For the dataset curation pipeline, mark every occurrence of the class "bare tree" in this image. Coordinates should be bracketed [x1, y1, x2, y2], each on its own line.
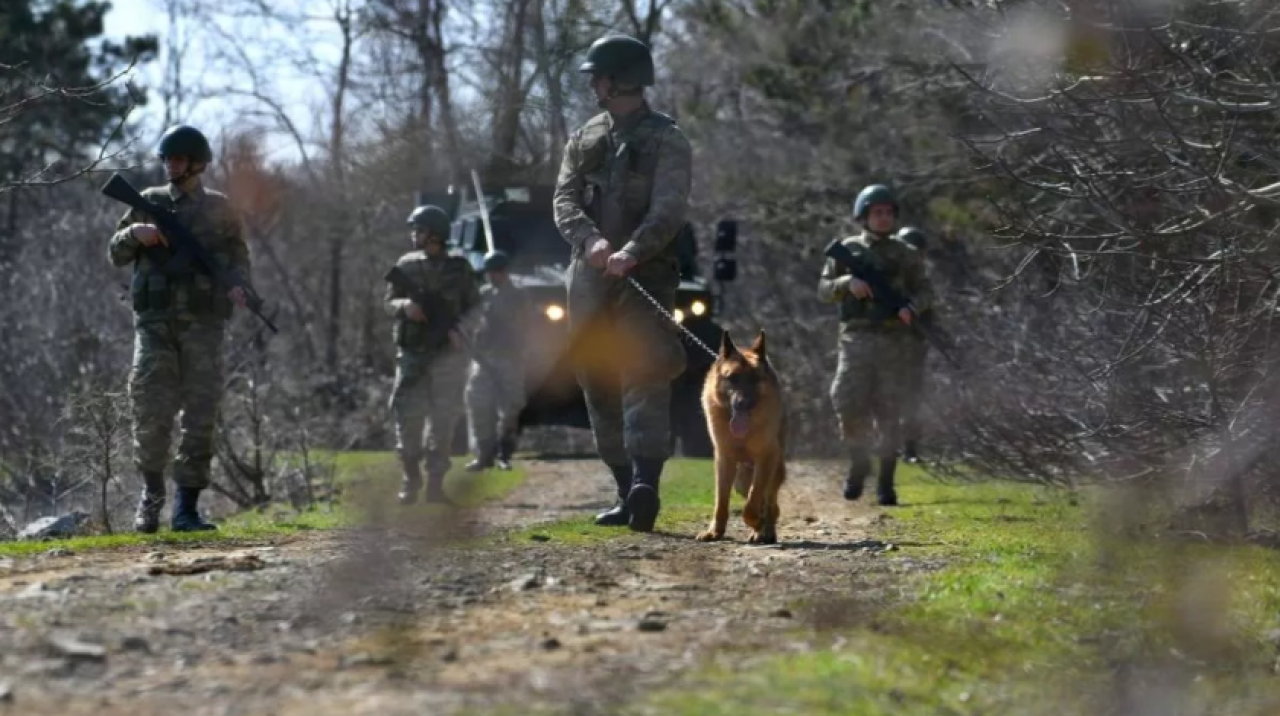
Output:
[57, 382, 131, 534]
[935, 0, 1280, 535]
[364, 0, 465, 184]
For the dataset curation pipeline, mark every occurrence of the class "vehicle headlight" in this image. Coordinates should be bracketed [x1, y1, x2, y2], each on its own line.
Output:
[673, 308, 685, 323]
[690, 300, 707, 317]
[545, 304, 565, 321]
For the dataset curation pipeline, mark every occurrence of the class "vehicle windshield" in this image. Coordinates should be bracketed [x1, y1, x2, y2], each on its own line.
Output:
[489, 206, 569, 270]
[455, 199, 701, 280]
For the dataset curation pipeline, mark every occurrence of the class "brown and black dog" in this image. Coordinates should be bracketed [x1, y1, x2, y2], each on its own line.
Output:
[696, 329, 788, 545]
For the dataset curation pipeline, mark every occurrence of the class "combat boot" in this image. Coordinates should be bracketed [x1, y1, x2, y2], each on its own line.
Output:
[397, 456, 423, 505]
[594, 464, 634, 526]
[877, 456, 899, 506]
[843, 451, 871, 501]
[627, 457, 664, 533]
[132, 470, 166, 534]
[171, 487, 217, 532]
[465, 440, 497, 473]
[424, 468, 456, 506]
[496, 434, 516, 471]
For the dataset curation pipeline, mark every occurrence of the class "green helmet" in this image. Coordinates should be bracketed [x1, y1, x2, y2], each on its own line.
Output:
[156, 125, 213, 164]
[579, 34, 655, 87]
[407, 205, 451, 239]
[853, 184, 898, 221]
[482, 250, 510, 272]
[897, 226, 926, 250]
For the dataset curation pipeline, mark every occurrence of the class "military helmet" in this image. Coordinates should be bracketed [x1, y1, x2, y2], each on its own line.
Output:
[482, 250, 510, 272]
[897, 226, 927, 250]
[853, 184, 898, 220]
[156, 124, 213, 164]
[578, 34, 655, 87]
[406, 205, 451, 239]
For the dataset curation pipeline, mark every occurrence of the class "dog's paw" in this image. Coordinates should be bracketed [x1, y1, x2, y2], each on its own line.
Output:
[695, 529, 723, 542]
[747, 530, 778, 545]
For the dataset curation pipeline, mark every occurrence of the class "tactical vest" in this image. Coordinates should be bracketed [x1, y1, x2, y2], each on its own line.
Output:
[574, 108, 680, 262]
[130, 187, 235, 322]
[836, 234, 918, 327]
[391, 253, 475, 352]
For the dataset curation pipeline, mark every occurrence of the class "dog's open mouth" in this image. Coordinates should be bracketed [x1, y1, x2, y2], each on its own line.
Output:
[729, 409, 750, 438]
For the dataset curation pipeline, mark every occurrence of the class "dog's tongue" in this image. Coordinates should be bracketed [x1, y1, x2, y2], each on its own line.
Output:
[729, 411, 750, 438]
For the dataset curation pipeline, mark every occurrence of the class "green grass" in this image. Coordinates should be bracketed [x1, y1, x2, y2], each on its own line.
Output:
[0, 451, 527, 558]
[498, 460, 1280, 716]
[499, 458, 717, 546]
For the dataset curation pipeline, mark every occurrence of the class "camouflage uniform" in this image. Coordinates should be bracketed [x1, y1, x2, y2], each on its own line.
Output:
[384, 250, 480, 503]
[896, 226, 931, 462]
[109, 180, 249, 529]
[899, 327, 929, 459]
[464, 280, 529, 469]
[818, 229, 933, 503]
[553, 102, 692, 530]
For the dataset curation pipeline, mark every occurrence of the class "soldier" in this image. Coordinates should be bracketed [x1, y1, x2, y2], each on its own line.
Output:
[384, 205, 480, 505]
[818, 184, 935, 506]
[464, 250, 528, 472]
[108, 124, 253, 533]
[895, 225, 930, 464]
[553, 33, 692, 533]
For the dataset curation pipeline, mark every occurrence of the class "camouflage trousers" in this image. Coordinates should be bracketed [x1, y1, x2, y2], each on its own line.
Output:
[128, 319, 226, 489]
[829, 327, 924, 457]
[390, 348, 469, 471]
[900, 337, 929, 443]
[465, 356, 525, 451]
[567, 257, 687, 466]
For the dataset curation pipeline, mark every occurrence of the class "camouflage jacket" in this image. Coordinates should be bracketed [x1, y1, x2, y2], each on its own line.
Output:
[817, 230, 935, 333]
[470, 282, 530, 356]
[383, 251, 481, 353]
[552, 102, 692, 273]
[108, 182, 251, 325]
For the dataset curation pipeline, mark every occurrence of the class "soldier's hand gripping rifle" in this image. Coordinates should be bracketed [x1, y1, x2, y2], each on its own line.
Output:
[384, 264, 463, 350]
[100, 173, 278, 333]
[384, 264, 506, 375]
[823, 239, 960, 369]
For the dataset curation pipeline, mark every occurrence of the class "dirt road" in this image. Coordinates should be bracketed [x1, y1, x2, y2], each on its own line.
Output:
[0, 459, 932, 715]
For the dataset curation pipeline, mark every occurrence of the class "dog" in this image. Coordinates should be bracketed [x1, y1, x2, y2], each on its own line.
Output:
[696, 329, 788, 544]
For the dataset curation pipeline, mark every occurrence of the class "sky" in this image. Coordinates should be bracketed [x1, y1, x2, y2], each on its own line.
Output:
[102, 0, 346, 166]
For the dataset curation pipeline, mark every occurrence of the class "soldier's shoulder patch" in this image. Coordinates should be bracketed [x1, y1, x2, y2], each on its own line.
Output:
[140, 186, 171, 200]
[396, 251, 426, 266]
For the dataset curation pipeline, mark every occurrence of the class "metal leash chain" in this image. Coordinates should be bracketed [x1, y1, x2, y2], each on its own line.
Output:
[625, 277, 720, 361]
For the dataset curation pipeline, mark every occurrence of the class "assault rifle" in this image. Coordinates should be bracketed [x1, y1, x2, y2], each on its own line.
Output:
[385, 264, 516, 384]
[100, 173, 277, 333]
[823, 239, 959, 369]
[384, 263, 464, 351]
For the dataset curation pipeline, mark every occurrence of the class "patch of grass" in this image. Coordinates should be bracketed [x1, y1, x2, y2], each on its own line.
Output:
[627, 467, 1280, 716]
[500, 458, 718, 546]
[0, 451, 527, 558]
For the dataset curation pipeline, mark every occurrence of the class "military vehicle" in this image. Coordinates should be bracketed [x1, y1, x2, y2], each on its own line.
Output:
[420, 184, 738, 458]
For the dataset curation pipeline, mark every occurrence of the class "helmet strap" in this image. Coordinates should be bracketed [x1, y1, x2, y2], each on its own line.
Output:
[163, 158, 205, 188]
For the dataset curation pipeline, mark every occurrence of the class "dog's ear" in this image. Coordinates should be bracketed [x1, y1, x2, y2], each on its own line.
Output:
[750, 329, 767, 358]
[719, 330, 738, 359]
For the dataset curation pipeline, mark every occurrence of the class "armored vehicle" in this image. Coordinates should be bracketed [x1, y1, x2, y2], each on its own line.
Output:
[422, 184, 738, 458]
